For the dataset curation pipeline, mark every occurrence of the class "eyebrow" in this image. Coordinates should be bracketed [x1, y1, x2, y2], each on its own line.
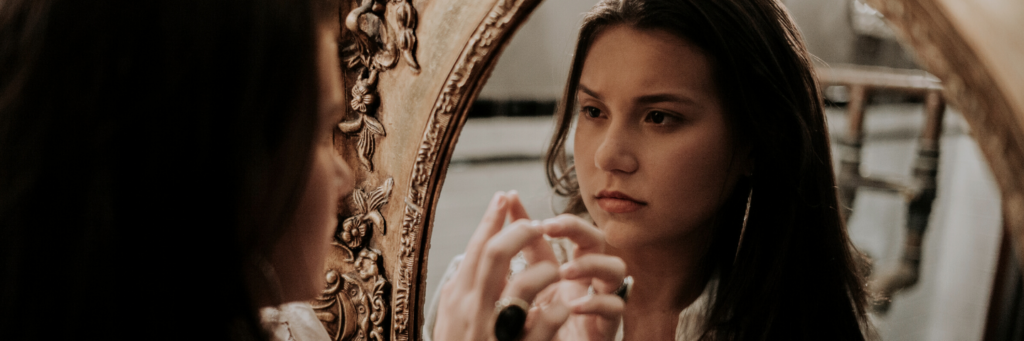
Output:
[578, 84, 603, 101]
[578, 83, 700, 107]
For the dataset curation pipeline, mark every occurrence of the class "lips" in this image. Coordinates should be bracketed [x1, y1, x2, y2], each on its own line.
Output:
[595, 190, 646, 213]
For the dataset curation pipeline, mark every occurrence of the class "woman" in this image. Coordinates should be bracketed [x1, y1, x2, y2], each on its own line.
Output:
[0, 0, 352, 339]
[435, 0, 872, 340]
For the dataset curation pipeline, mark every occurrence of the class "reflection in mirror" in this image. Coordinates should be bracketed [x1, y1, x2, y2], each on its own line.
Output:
[428, 0, 1004, 340]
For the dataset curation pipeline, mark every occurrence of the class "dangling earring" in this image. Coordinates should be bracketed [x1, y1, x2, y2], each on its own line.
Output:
[733, 186, 753, 264]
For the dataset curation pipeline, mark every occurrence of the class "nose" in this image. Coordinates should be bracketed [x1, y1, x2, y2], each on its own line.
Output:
[593, 123, 639, 174]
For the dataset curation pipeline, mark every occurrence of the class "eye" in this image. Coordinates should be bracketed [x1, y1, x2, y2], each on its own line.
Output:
[582, 106, 602, 119]
[646, 111, 668, 124]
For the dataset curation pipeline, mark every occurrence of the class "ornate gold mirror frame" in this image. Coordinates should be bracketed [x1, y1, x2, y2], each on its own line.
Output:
[314, 0, 543, 340]
[313, 0, 1024, 340]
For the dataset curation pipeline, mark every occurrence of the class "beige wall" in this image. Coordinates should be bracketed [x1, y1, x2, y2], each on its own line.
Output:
[479, 0, 917, 101]
[477, 0, 598, 100]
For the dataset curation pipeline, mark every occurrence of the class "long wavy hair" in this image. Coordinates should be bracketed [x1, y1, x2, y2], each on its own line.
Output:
[0, 0, 331, 339]
[545, 0, 871, 339]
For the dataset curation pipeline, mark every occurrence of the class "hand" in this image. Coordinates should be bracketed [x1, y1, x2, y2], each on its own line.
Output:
[504, 194, 625, 341]
[433, 192, 571, 341]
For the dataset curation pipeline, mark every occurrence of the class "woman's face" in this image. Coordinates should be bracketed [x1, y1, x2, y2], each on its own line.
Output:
[574, 25, 749, 250]
[271, 26, 355, 303]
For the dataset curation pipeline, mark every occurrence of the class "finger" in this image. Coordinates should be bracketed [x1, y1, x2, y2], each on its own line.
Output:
[531, 283, 559, 309]
[521, 302, 570, 341]
[505, 192, 559, 265]
[569, 294, 624, 321]
[505, 190, 531, 223]
[560, 254, 626, 293]
[501, 261, 560, 303]
[476, 220, 546, 299]
[458, 192, 508, 285]
[541, 214, 606, 255]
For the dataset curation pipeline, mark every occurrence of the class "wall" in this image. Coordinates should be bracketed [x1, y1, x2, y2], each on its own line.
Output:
[477, 0, 917, 101]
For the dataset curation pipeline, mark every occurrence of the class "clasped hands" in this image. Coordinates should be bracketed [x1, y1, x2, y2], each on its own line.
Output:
[433, 191, 627, 341]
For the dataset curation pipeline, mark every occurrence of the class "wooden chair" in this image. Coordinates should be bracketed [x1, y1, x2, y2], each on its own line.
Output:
[861, 0, 1024, 337]
[818, 65, 944, 312]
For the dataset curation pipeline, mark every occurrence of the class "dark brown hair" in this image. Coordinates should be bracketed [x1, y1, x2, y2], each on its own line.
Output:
[0, 0, 324, 339]
[545, 0, 871, 339]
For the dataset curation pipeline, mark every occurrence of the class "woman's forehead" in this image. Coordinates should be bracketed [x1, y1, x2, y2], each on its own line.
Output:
[578, 25, 717, 105]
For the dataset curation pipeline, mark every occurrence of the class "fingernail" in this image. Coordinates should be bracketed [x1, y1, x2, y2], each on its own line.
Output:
[492, 192, 506, 207]
[560, 263, 575, 277]
[508, 189, 518, 196]
[542, 217, 557, 224]
[531, 220, 541, 227]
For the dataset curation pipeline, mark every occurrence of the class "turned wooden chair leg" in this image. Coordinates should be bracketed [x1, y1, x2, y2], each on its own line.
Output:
[872, 90, 946, 313]
[839, 85, 869, 225]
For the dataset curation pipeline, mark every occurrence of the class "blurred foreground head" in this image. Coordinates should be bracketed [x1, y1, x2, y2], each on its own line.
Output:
[0, 0, 327, 339]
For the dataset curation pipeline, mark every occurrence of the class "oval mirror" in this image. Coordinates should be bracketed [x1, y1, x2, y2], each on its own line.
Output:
[314, 0, 1024, 339]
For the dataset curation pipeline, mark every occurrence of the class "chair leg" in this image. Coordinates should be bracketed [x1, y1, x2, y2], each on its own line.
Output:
[839, 85, 869, 225]
[871, 90, 945, 313]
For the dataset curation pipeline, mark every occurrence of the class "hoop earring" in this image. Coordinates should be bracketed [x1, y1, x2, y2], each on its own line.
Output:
[733, 186, 753, 264]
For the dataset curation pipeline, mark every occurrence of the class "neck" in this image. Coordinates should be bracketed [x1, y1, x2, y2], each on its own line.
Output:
[610, 241, 711, 311]
[610, 233, 713, 340]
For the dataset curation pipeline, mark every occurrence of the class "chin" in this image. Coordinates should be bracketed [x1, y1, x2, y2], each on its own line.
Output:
[597, 219, 649, 249]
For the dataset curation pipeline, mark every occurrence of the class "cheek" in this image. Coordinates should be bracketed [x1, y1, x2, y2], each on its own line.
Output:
[650, 130, 739, 218]
[665, 135, 734, 180]
[298, 150, 341, 272]
[308, 149, 340, 242]
[268, 147, 340, 301]
[337, 151, 355, 199]
[572, 123, 598, 178]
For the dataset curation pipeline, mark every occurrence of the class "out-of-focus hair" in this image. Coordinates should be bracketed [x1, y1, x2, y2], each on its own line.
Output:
[0, 0, 322, 339]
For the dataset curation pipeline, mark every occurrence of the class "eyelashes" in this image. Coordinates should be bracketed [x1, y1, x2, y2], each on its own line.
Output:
[579, 105, 682, 126]
[645, 111, 683, 125]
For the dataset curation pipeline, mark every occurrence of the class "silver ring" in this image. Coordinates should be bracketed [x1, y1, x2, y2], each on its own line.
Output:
[613, 276, 634, 302]
[494, 297, 529, 341]
[585, 276, 634, 302]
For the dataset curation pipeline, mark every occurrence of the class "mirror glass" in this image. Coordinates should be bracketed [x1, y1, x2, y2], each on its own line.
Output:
[426, 1, 1004, 340]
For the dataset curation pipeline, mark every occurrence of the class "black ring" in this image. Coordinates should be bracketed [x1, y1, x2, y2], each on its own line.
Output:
[494, 297, 529, 341]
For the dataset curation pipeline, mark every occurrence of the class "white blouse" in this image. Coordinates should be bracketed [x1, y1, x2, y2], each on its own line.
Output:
[260, 302, 332, 341]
